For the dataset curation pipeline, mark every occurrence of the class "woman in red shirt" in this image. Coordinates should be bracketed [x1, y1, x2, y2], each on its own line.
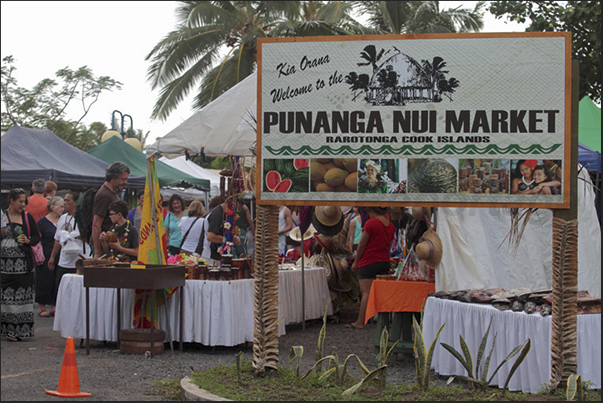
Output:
[346, 206, 395, 329]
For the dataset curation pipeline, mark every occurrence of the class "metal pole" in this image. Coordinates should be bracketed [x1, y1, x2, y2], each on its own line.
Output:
[301, 233, 305, 331]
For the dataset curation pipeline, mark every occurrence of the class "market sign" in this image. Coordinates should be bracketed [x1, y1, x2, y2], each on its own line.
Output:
[256, 33, 571, 208]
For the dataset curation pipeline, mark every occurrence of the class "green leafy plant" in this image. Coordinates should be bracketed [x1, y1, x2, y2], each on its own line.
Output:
[235, 351, 245, 384]
[413, 313, 446, 390]
[289, 297, 390, 396]
[313, 297, 331, 372]
[440, 318, 531, 390]
[374, 327, 400, 388]
[566, 373, 584, 401]
[287, 345, 304, 377]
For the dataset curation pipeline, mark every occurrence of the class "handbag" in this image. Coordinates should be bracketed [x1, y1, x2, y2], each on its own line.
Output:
[63, 232, 83, 255]
[24, 213, 45, 266]
[60, 216, 82, 255]
[397, 245, 426, 282]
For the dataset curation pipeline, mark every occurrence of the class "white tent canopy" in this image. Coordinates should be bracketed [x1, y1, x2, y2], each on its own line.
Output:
[159, 156, 221, 199]
[146, 73, 257, 158]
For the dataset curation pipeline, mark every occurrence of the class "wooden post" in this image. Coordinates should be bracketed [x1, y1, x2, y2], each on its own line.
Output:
[548, 59, 579, 390]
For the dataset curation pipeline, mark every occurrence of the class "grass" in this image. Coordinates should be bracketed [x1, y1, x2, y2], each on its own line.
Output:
[145, 360, 599, 401]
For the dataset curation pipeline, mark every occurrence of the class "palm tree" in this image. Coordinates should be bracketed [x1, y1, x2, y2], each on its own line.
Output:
[352, 1, 485, 34]
[146, 1, 296, 121]
[270, 1, 359, 37]
[146, 1, 361, 121]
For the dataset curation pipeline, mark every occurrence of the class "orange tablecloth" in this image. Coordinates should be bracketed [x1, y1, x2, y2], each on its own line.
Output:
[365, 280, 435, 324]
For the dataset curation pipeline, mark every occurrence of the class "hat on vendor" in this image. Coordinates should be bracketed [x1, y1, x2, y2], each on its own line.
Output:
[312, 205, 344, 236]
[289, 224, 316, 243]
[412, 206, 432, 222]
[415, 229, 443, 268]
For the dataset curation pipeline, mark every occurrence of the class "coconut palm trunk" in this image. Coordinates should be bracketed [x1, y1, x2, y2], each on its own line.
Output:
[548, 217, 578, 389]
[252, 204, 280, 375]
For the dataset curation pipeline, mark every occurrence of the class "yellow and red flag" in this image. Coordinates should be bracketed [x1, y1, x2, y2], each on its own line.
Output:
[133, 154, 170, 328]
[138, 154, 167, 265]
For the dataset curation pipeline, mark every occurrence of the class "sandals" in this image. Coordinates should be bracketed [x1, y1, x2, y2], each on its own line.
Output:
[49, 310, 56, 317]
[38, 311, 50, 317]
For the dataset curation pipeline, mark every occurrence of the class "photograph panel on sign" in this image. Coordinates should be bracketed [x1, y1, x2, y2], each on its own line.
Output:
[510, 159, 562, 195]
[310, 158, 358, 193]
[458, 159, 510, 195]
[407, 158, 458, 194]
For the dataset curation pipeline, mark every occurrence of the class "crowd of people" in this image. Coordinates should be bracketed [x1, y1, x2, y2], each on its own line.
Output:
[1, 159, 432, 342]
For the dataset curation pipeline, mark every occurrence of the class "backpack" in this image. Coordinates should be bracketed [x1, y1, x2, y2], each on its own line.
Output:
[74, 187, 98, 254]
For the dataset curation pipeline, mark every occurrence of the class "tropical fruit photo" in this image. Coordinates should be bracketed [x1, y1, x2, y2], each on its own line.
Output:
[310, 158, 358, 192]
[263, 158, 309, 193]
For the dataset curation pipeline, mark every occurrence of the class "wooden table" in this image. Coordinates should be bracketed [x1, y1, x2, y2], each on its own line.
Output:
[365, 280, 435, 361]
[83, 265, 185, 357]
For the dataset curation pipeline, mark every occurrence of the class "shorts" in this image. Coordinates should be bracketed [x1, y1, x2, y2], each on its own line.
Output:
[357, 261, 390, 280]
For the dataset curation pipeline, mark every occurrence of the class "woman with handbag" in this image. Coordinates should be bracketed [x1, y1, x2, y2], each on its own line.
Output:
[48, 192, 90, 305]
[35, 196, 64, 317]
[178, 201, 206, 255]
[1, 188, 41, 341]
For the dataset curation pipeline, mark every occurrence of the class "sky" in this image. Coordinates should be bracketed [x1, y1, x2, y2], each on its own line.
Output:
[1, 1, 529, 147]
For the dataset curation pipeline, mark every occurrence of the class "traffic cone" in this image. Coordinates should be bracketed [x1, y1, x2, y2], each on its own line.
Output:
[45, 337, 92, 398]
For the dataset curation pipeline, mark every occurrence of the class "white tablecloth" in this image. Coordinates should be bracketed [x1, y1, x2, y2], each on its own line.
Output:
[423, 297, 601, 393]
[53, 267, 332, 347]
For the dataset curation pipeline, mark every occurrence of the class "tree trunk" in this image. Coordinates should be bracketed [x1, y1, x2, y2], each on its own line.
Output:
[252, 205, 280, 375]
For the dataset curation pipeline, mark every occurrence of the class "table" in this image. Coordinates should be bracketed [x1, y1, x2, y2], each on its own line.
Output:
[422, 297, 601, 393]
[83, 265, 185, 357]
[365, 280, 435, 359]
[54, 267, 332, 347]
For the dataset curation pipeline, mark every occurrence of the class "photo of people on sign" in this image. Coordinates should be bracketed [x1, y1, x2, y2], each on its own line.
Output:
[458, 159, 510, 194]
[510, 159, 562, 195]
[357, 158, 407, 194]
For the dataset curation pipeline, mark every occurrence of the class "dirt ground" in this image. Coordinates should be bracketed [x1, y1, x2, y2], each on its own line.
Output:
[1, 305, 419, 401]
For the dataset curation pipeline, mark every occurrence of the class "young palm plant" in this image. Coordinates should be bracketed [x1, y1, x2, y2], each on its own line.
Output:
[440, 318, 531, 389]
[413, 313, 446, 390]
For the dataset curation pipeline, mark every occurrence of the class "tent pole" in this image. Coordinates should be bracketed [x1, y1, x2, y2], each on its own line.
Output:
[301, 233, 305, 331]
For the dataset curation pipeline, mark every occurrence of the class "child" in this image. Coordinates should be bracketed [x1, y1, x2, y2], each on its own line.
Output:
[530, 165, 561, 195]
[100, 200, 139, 261]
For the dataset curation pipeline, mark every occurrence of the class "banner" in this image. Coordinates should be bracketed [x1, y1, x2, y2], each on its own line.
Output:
[138, 154, 168, 264]
[257, 33, 571, 208]
[133, 154, 170, 328]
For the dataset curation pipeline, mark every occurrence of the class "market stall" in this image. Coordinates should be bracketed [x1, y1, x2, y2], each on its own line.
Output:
[422, 297, 601, 393]
[53, 266, 332, 347]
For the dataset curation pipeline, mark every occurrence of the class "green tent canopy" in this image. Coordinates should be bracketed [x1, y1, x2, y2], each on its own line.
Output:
[579, 96, 601, 153]
[88, 136, 210, 191]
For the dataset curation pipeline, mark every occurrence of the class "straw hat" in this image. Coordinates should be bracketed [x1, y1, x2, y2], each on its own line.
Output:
[415, 230, 443, 268]
[289, 224, 316, 243]
[312, 206, 344, 236]
[412, 207, 431, 222]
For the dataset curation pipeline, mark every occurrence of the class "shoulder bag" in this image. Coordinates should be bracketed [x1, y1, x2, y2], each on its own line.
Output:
[179, 217, 200, 250]
[24, 213, 45, 266]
